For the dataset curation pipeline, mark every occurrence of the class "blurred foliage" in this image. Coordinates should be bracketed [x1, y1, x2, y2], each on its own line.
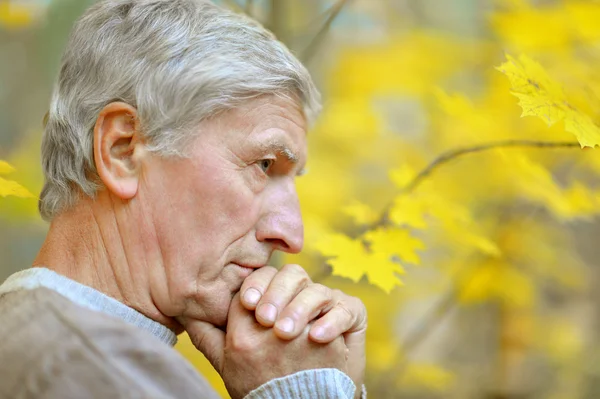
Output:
[283, 0, 600, 397]
[3, 0, 600, 398]
[0, 159, 34, 198]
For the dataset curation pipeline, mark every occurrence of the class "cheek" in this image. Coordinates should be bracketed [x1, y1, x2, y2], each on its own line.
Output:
[195, 168, 263, 233]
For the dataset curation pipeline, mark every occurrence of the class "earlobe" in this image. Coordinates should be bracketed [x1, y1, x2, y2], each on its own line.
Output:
[93, 102, 142, 200]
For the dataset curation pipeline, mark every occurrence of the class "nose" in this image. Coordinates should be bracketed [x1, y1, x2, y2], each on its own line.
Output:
[256, 179, 304, 254]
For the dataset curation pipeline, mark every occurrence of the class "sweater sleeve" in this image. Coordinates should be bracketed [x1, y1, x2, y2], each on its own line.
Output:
[244, 368, 357, 399]
[0, 288, 222, 399]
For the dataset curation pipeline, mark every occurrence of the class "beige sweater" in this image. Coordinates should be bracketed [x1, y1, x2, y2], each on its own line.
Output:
[0, 268, 358, 399]
[0, 288, 222, 399]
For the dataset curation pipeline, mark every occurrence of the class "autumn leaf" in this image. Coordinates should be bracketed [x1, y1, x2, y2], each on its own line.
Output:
[0, 160, 16, 174]
[0, 160, 34, 199]
[315, 232, 404, 293]
[364, 227, 424, 265]
[497, 53, 600, 147]
[389, 195, 429, 229]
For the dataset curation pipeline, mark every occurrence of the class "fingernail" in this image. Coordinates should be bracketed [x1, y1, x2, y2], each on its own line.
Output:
[259, 303, 277, 323]
[243, 288, 261, 306]
[311, 326, 325, 340]
[276, 317, 295, 334]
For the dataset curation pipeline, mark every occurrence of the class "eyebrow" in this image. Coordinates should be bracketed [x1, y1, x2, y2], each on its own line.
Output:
[258, 141, 299, 163]
[257, 140, 307, 175]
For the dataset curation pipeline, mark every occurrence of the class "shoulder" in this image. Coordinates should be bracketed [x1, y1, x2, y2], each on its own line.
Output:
[0, 288, 219, 399]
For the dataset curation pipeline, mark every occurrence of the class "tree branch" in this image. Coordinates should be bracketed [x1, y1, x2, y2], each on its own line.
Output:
[300, 0, 351, 65]
[377, 140, 581, 226]
[404, 140, 580, 193]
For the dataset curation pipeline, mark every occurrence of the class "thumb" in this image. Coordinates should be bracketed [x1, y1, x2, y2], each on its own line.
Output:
[182, 318, 225, 372]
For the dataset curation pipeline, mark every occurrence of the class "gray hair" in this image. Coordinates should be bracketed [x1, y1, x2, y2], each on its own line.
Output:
[39, 0, 321, 221]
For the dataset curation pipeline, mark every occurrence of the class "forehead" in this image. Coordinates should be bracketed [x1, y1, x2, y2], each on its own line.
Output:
[204, 94, 308, 160]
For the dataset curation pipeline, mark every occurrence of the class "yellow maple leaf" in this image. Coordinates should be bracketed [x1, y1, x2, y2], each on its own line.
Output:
[501, 153, 600, 221]
[0, 160, 34, 199]
[315, 232, 404, 293]
[0, 176, 35, 198]
[389, 195, 428, 229]
[0, 160, 16, 174]
[497, 53, 600, 147]
[363, 227, 424, 265]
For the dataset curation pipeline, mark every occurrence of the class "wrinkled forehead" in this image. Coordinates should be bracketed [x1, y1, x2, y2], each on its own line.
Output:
[218, 94, 307, 140]
[191, 94, 308, 163]
[237, 95, 308, 160]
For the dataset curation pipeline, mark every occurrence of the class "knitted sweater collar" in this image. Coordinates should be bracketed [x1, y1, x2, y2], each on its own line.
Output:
[0, 267, 177, 346]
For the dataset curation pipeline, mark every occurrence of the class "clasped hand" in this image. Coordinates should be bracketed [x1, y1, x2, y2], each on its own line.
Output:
[184, 264, 367, 399]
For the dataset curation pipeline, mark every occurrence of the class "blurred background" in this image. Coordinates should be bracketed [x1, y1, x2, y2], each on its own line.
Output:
[2, 0, 600, 397]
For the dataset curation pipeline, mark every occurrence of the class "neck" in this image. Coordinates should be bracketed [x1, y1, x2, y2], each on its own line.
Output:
[32, 192, 183, 334]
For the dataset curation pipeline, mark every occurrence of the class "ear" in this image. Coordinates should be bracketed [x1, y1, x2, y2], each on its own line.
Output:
[93, 102, 144, 200]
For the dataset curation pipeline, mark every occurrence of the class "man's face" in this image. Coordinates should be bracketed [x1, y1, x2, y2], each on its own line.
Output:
[140, 95, 307, 327]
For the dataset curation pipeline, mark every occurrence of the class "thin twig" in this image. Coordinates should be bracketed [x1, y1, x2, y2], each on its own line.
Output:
[404, 140, 580, 193]
[376, 140, 581, 226]
[300, 0, 352, 64]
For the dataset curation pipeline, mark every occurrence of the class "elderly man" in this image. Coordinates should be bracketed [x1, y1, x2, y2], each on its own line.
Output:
[0, 0, 367, 398]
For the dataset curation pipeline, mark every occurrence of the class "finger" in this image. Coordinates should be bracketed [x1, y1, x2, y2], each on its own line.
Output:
[273, 283, 335, 340]
[240, 266, 278, 310]
[308, 293, 367, 344]
[181, 317, 226, 372]
[227, 292, 259, 331]
[226, 292, 269, 357]
[255, 264, 311, 327]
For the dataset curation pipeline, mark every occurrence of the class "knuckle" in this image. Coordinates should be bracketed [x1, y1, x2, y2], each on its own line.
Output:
[229, 334, 255, 353]
[242, 266, 277, 289]
[344, 296, 368, 330]
[262, 265, 278, 275]
[282, 263, 309, 279]
[350, 295, 366, 311]
[310, 283, 333, 302]
[284, 304, 307, 321]
[337, 302, 356, 323]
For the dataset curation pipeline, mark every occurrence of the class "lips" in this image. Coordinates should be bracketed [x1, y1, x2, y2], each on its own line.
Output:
[231, 259, 268, 269]
[233, 265, 254, 278]
[230, 262, 265, 278]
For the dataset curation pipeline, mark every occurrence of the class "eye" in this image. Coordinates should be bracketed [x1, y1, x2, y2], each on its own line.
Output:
[258, 159, 274, 173]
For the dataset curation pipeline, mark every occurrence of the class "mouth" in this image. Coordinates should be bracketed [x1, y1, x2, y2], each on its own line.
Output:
[230, 262, 263, 278]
